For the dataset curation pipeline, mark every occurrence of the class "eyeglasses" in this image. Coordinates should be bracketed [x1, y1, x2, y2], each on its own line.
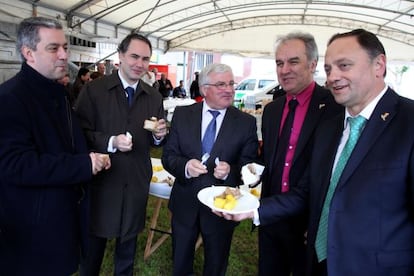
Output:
[204, 81, 237, 90]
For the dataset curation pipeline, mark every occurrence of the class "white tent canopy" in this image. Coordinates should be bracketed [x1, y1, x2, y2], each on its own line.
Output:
[1, 0, 414, 61]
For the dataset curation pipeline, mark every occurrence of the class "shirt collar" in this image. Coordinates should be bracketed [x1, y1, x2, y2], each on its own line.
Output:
[118, 70, 139, 90]
[343, 85, 388, 127]
[202, 102, 227, 116]
[285, 81, 315, 106]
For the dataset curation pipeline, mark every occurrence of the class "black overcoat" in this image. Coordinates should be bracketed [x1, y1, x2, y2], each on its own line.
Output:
[0, 63, 92, 275]
[75, 72, 164, 241]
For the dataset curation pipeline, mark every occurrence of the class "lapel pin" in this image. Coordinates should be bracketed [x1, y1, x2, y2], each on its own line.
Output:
[319, 104, 326, 109]
[381, 112, 389, 121]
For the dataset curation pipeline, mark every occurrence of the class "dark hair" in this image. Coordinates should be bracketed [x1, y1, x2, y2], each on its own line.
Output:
[16, 17, 63, 61]
[328, 29, 386, 76]
[77, 67, 90, 78]
[117, 33, 152, 55]
[90, 71, 103, 80]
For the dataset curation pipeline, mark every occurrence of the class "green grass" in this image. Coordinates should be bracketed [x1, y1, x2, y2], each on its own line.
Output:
[80, 147, 259, 275]
[96, 212, 258, 275]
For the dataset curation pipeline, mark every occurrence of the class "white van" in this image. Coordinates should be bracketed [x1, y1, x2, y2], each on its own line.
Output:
[234, 76, 278, 105]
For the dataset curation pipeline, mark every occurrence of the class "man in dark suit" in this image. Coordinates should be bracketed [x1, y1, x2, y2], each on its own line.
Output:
[190, 71, 203, 102]
[157, 72, 173, 98]
[75, 33, 167, 276]
[0, 17, 110, 275]
[218, 29, 414, 276]
[258, 32, 343, 276]
[173, 80, 187, 98]
[162, 63, 258, 276]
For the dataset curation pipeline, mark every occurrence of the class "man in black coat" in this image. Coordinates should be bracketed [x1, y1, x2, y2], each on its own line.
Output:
[157, 72, 173, 98]
[75, 33, 167, 276]
[190, 71, 203, 102]
[0, 17, 110, 276]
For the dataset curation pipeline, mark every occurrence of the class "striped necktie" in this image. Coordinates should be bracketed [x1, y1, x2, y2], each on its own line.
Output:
[315, 115, 367, 262]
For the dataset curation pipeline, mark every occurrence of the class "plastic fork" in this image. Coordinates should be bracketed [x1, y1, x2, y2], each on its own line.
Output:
[201, 152, 210, 165]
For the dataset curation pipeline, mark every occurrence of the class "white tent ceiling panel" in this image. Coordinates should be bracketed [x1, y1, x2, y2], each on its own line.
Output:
[1, 0, 413, 61]
[176, 24, 414, 61]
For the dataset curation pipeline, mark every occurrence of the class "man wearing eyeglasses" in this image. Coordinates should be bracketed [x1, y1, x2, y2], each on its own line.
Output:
[162, 63, 259, 276]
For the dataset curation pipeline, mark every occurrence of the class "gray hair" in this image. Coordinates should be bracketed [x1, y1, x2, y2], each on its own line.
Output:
[275, 32, 319, 63]
[16, 17, 63, 61]
[198, 63, 233, 89]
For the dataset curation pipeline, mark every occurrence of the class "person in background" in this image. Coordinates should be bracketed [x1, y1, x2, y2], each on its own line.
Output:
[173, 80, 187, 98]
[216, 28, 414, 276]
[75, 33, 168, 276]
[90, 71, 103, 81]
[0, 16, 110, 276]
[70, 67, 90, 107]
[190, 71, 202, 102]
[97, 62, 106, 75]
[57, 72, 73, 94]
[157, 72, 173, 98]
[152, 68, 160, 90]
[255, 32, 342, 276]
[162, 63, 258, 276]
[272, 84, 285, 100]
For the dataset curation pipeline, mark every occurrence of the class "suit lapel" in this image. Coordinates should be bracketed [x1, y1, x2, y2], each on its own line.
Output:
[337, 89, 398, 189]
[106, 73, 130, 118]
[316, 114, 344, 209]
[187, 103, 203, 156]
[211, 106, 237, 157]
[267, 98, 286, 171]
[294, 86, 330, 163]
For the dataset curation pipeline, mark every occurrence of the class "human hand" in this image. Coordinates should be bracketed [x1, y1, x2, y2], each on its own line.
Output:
[213, 159, 230, 180]
[186, 158, 208, 178]
[89, 152, 111, 175]
[113, 133, 133, 152]
[153, 118, 168, 139]
[212, 210, 254, 222]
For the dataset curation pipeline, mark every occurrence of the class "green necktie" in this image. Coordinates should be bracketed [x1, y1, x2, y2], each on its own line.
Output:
[315, 115, 367, 262]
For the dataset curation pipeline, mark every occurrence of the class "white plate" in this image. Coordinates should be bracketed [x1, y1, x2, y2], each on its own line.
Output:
[149, 183, 172, 199]
[197, 186, 260, 214]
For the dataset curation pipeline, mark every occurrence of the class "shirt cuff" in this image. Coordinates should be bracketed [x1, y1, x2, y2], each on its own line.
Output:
[185, 161, 192, 179]
[107, 136, 117, 153]
[252, 208, 261, 226]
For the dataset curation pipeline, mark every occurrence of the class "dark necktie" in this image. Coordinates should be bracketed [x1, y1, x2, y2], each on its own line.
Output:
[315, 115, 367, 262]
[202, 110, 220, 155]
[271, 98, 298, 194]
[125, 86, 135, 106]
